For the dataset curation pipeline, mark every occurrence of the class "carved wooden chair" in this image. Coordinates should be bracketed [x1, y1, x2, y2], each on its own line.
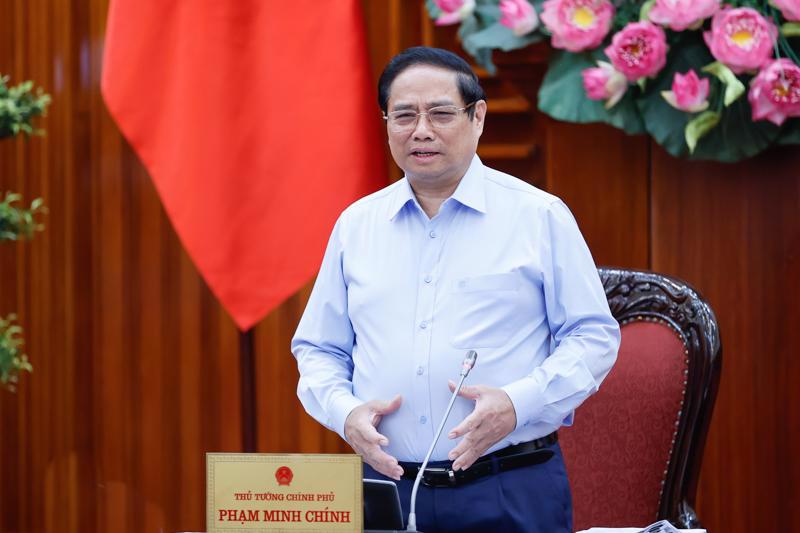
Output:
[560, 268, 722, 531]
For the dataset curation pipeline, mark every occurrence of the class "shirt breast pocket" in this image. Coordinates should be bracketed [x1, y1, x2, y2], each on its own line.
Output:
[450, 272, 526, 349]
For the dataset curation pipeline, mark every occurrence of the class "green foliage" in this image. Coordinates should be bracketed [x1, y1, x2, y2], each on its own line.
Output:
[639, 0, 657, 22]
[426, 0, 543, 74]
[685, 111, 721, 153]
[782, 22, 800, 37]
[425, 0, 443, 19]
[0, 74, 51, 139]
[702, 61, 745, 107]
[0, 192, 46, 241]
[725, 0, 763, 7]
[777, 120, 800, 145]
[0, 75, 49, 392]
[613, 0, 648, 30]
[538, 49, 645, 134]
[0, 192, 42, 392]
[0, 314, 32, 392]
[463, 22, 543, 72]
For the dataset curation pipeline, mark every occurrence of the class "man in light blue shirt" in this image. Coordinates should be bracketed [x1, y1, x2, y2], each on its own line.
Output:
[291, 46, 620, 533]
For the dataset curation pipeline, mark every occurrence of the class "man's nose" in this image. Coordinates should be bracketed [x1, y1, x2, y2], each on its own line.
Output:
[412, 113, 435, 140]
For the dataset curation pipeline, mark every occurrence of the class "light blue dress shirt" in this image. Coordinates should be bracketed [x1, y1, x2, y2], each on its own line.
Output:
[291, 155, 620, 462]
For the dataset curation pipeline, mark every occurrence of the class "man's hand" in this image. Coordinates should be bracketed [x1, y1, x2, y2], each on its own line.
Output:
[446, 381, 517, 471]
[344, 395, 404, 480]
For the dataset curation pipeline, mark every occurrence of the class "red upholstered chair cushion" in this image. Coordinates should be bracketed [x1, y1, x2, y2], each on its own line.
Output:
[560, 320, 688, 532]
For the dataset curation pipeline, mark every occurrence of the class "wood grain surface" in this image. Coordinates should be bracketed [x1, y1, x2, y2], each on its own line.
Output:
[1, 1, 242, 531]
[650, 143, 800, 533]
[0, 1, 798, 532]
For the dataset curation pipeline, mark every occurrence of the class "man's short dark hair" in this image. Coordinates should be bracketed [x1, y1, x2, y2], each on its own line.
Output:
[378, 46, 486, 119]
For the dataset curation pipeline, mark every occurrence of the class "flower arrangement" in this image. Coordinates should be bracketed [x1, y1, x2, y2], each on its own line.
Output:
[426, 0, 800, 161]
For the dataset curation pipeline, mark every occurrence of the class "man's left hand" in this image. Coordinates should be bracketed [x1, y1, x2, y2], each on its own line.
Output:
[446, 381, 517, 471]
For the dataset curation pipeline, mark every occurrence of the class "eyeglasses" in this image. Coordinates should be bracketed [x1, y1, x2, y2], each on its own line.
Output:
[383, 102, 476, 133]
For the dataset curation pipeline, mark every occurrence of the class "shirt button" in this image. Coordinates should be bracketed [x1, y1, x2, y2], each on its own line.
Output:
[429, 231, 437, 239]
[424, 275, 432, 283]
[416, 366, 424, 375]
[420, 321, 428, 329]
[419, 416, 427, 424]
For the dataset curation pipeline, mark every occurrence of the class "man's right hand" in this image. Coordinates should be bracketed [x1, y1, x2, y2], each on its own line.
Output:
[344, 395, 403, 480]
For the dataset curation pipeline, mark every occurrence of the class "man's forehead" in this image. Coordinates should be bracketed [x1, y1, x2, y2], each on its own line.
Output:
[387, 65, 462, 108]
[390, 99, 457, 110]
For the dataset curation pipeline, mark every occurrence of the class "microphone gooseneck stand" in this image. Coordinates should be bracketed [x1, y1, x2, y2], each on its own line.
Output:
[405, 350, 478, 533]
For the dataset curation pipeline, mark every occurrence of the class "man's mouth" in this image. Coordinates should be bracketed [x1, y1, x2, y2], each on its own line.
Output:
[411, 150, 439, 158]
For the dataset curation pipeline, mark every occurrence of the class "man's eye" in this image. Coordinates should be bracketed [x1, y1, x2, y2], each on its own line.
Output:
[393, 113, 416, 122]
[431, 111, 456, 118]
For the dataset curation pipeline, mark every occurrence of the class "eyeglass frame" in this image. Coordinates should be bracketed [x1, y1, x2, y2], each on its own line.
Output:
[382, 101, 478, 132]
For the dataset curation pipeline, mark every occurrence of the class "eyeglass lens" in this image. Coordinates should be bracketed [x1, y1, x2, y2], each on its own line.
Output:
[387, 106, 464, 131]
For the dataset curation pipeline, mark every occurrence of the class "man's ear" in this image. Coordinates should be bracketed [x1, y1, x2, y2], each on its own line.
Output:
[474, 100, 487, 134]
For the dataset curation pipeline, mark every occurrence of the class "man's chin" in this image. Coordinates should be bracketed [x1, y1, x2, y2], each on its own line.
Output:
[406, 165, 443, 182]
[404, 158, 445, 176]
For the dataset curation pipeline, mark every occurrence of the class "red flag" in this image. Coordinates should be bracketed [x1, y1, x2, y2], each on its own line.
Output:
[102, 0, 386, 330]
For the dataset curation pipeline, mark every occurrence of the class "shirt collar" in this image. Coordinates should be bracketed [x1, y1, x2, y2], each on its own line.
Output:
[387, 179, 418, 221]
[450, 154, 487, 214]
[387, 154, 487, 220]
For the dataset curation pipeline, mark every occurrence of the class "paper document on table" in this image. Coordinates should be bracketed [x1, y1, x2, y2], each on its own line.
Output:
[578, 530, 706, 533]
[578, 520, 706, 533]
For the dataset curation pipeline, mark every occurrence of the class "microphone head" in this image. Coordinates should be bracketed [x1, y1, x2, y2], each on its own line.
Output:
[460, 350, 478, 375]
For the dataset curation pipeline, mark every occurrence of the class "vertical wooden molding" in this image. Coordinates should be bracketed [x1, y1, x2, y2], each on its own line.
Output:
[421, 2, 434, 46]
[389, 0, 401, 56]
[240, 329, 257, 453]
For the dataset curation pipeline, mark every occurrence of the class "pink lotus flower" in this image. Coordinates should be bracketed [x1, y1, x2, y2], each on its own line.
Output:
[582, 61, 628, 108]
[703, 8, 778, 74]
[661, 70, 710, 112]
[540, 0, 615, 52]
[748, 59, 800, 125]
[648, 0, 720, 31]
[604, 21, 668, 81]
[500, 0, 540, 36]
[771, 0, 800, 22]
[434, 0, 475, 25]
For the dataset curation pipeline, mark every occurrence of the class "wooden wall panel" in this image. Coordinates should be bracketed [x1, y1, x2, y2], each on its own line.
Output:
[0, 0, 243, 532]
[544, 121, 650, 269]
[254, 286, 350, 455]
[651, 144, 800, 533]
[1, 0, 798, 532]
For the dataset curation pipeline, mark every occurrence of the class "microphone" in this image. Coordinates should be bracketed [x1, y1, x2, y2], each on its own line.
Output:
[460, 349, 477, 376]
[406, 350, 478, 532]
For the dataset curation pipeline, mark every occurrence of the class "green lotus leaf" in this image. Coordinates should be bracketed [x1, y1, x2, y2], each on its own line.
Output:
[463, 22, 543, 54]
[777, 120, 800, 145]
[538, 49, 646, 135]
[639, 0, 657, 21]
[685, 111, 721, 153]
[702, 61, 745, 107]
[781, 22, 800, 37]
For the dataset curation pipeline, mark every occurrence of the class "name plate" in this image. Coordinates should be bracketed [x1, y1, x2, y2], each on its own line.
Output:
[207, 453, 362, 533]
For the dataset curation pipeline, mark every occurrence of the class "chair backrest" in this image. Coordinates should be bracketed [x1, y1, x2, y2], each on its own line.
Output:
[560, 268, 722, 531]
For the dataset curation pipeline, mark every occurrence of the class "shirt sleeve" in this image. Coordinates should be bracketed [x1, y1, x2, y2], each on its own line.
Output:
[501, 200, 621, 431]
[290, 217, 363, 441]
